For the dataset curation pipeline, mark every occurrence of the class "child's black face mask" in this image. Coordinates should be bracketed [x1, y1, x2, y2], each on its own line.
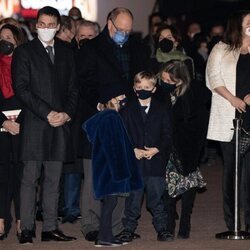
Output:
[135, 89, 154, 100]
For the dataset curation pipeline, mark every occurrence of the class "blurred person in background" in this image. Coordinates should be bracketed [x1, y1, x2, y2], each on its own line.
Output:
[69, 6, 83, 21]
[56, 15, 76, 45]
[61, 19, 99, 225]
[75, 20, 100, 48]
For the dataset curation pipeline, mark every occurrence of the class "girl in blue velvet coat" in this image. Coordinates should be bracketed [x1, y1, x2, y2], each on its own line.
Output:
[83, 85, 143, 247]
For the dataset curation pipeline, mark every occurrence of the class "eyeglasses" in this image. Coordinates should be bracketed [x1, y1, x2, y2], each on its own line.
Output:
[37, 22, 58, 29]
[110, 19, 131, 35]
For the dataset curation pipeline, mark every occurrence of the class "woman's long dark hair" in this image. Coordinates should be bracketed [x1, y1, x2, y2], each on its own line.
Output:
[224, 10, 250, 51]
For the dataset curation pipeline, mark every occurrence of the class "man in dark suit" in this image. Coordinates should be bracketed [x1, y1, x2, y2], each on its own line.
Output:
[77, 7, 148, 242]
[12, 6, 78, 244]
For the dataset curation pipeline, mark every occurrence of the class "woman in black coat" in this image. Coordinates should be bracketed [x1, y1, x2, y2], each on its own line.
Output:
[0, 24, 24, 239]
[158, 60, 210, 239]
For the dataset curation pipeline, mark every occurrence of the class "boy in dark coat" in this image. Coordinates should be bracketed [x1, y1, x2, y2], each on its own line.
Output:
[119, 71, 173, 242]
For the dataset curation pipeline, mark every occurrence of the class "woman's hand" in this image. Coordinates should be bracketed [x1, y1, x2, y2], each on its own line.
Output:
[2, 120, 20, 135]
[229, 96, 246, 113]
[214, 86, 246, 113]
[244, 94, 250, 105]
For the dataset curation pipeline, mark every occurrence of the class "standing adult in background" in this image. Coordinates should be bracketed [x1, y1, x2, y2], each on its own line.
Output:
[0, 23, 24, 241]
[75, 20, 100, 48]
[12, 6, 78, 244]
[206, 10, 250, 232]
[77, 7, 148, 242]
[56, 15, 76, 45]
[61, 19, 100, 225]
[68, 6, 83, 22]
[55, 14, 78, 223]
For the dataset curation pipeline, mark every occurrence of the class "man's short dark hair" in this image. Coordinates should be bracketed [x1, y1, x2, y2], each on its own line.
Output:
[37, 6, 61, 24]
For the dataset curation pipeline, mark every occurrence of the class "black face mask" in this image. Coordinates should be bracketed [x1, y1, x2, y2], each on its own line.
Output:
[135, 89, 153, 100]
[0, 40, 14, 55]
[158, 38, 174, 53]
[160, 79, 177, 92]
[119, 97, 127, 107]
[79, 38, 90, 48]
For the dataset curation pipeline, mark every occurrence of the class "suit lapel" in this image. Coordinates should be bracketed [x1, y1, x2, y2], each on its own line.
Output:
[33, 38, 54, 66]
[130, 98, 145, 126]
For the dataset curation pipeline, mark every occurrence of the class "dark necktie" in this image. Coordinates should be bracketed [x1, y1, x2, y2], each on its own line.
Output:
[46, 46, 54, 64]
[140, 106, 147, 122]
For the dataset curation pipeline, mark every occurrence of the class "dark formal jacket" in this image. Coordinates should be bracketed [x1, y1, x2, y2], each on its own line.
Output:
[83, 109, 143, 199]
[12, 38, 78, 161]
[76, 26, 149, 159]
[120, 95, 172, 177]
[162, 81, 210, 176]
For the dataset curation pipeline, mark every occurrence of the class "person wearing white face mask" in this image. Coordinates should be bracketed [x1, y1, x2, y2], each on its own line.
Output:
[11, 6, 78, 244]
[206, 10, 250, 233]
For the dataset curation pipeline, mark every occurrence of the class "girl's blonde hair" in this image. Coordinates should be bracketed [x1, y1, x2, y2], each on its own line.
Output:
[159, 60, 190, 97]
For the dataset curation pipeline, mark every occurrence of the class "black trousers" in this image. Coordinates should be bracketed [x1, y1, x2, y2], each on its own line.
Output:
[0, 132, 22, 231]
[166, 188, 196, 235]
[220, 141, 250, 229]
[98, 195, 118, 242]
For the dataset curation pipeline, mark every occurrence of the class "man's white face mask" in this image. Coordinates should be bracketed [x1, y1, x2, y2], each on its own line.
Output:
[37, 28, 57, 43]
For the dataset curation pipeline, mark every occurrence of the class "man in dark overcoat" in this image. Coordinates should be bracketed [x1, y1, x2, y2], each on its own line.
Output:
[12, 6, 78, 244]
[77, 7, 149, 241]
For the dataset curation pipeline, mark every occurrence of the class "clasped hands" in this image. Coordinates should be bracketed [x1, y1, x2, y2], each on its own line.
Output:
[2, 120, 20, 135]
[47, 111, 70, 127]
[134, 147, 159, 160]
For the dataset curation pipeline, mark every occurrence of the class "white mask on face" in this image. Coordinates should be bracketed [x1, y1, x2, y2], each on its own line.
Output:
[71, 16, 79, 20]
[37, 28, 57, 43]
[245, 27, 250, 37]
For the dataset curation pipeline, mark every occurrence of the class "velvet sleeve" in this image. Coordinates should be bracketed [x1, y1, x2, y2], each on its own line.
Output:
[97, 113, 132, 182]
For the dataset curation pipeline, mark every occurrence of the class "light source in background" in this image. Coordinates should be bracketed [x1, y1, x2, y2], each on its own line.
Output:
[74, 0, 97, 21]
[0, 0, 20, 18]
[21, 0, 72, 15]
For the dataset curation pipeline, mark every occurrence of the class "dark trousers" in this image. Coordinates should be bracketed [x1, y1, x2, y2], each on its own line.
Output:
[220, 141, 250, 229]
[63, 173, 82, 217]
[98, 195, 118, 242]
[20, 161, 62, 232]
[0, 133, 22, 232]
[166, 188, 196, 235]
[123, 176, 167, 233]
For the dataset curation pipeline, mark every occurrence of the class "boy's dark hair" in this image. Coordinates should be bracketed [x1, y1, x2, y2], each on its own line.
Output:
[37, 6, 61, 24]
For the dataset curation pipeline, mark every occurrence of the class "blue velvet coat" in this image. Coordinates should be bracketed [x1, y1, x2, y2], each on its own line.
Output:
[83, 109, 143, 199]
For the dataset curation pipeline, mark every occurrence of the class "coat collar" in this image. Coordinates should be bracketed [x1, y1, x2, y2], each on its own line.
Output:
[129, 95, 158, 125]
[32, 37, 65, 66]
[96, 26, 130, 74]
